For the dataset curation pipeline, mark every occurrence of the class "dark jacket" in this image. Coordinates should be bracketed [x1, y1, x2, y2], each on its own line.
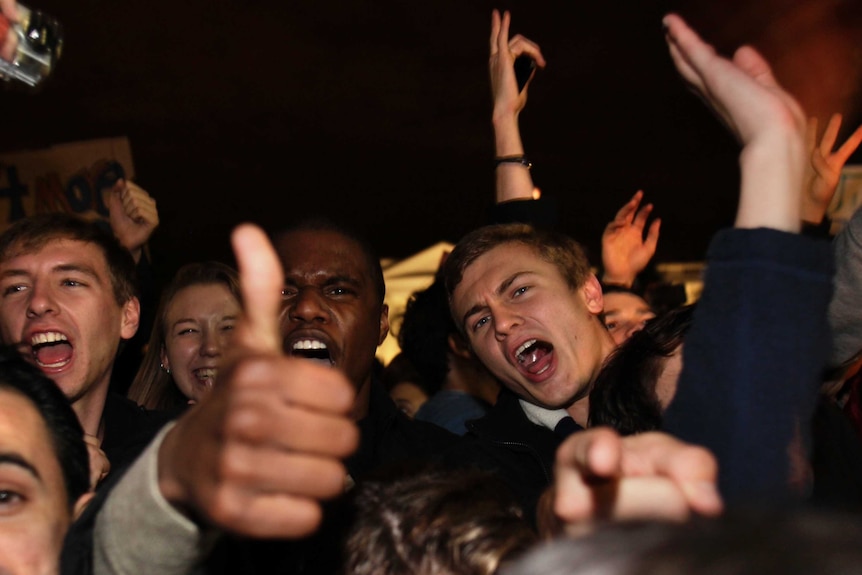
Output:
[443, 389, 574, 520]
[101, 392, 173, 480]
[663, 228, 834, 504]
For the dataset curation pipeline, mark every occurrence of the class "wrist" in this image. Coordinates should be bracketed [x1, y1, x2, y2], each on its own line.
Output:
[601, 273, 635, 289]
[737, 139, 804, 232]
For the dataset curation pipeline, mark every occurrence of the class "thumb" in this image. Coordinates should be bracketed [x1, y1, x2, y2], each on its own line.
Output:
[231, 224, 284, 354]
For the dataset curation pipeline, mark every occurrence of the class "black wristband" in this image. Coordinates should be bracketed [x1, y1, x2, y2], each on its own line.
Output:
[494, 155, 532, 170]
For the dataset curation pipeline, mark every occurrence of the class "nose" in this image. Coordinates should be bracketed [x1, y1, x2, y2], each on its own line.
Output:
[623, 321, 646, 342]
[26, 283, 57, 318]
[287, 287, 329, 323]
[492, 304, 522, 341]
[199, 327, 222, 357]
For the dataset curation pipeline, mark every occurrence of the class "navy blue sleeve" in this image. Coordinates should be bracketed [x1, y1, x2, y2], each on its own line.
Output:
[663, 228, 834, 505]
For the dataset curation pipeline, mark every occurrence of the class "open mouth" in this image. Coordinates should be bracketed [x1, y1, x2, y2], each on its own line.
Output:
[514, 338, 554, 376]
[30, 331, 73, 369]
[193, 367, 218, 387]
[291, 339, 334, 367]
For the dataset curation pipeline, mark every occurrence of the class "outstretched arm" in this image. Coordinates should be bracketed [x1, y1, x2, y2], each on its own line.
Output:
[802, 114, 862, 225]
[92, 225, 359, 574]
[601, 190, 661, 287]
[490, 10, 546, 203]
[539, 427, 722, 538]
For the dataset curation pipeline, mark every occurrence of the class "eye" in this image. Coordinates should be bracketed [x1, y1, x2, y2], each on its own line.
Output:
[513, 286, 529, 298]
[177, 327, 198, 336]
[605, 321, 618, 331]
[0, 489, 23, 508]
[2, 284, 26, 296]
[281, 287, 297, 299]
[472, 315, 491, 331]
[61, 278, 85, 287]
[327, 286, 355, 297]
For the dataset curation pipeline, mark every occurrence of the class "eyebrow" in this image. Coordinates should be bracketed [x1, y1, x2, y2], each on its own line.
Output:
[53, 263, 101, 281]
[324, 275, 362, 288]
[173, 314, 239, 326]
[461, 271, 531, 329]
[284, 275, 363, 288]
[0, 263, 101, 282]
[0, 452, 42, 482]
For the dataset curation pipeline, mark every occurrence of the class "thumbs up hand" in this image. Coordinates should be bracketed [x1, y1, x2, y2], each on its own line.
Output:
[157, 224, 359, 538]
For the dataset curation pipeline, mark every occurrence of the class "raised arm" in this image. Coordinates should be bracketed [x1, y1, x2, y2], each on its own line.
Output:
[661, 15, 833, 503]
[490, 10, 546, 203]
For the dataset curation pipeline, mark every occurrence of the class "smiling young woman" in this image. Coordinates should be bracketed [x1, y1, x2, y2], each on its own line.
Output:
[127, 262, 240, 410]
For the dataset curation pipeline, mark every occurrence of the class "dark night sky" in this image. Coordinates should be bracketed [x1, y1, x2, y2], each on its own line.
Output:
[3, 0, 861, 282]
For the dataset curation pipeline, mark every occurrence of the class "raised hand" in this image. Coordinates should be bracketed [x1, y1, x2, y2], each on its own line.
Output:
[490, 9, 546, 122]
[490, 10, 546, 203]
[664, 14, 806, 232]
[106, 179, 160, 263]
[602, 191, 660, 287]
[802, 114, 862, 224]
[547, 427, 722, 537]
[156, 224, 359, 538]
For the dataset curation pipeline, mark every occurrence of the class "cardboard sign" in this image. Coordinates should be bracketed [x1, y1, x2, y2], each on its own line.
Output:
[0, 137, 135, 230]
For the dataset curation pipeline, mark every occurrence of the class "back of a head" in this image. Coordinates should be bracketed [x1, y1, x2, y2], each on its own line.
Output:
[398, 280, 455, 394]
[0, 346, 89, 509]
[503, 508, 862, 575]
[0, 213, 139, 305]
[345, 468, 536, 575]
[589, 305, 695, 435]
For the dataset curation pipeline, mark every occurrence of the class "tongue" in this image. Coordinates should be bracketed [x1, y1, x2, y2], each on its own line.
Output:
[297, 357, 333, 368]
[291, 351, 333, 368]
[35, 342, 73, 366]
[521, 345, 550, 373]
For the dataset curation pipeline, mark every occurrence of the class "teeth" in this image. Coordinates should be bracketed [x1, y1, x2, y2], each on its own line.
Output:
[195, 368, 217, 379]
[292, 340, 327, 351]
[31, 332, 68, 346]
[515, 339, 537, 359]
[35, 359, 70, 368]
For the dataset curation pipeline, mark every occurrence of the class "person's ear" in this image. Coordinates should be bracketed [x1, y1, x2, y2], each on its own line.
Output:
[73, 491, 96, 520]
[160, 345, 170, 372]
[447, 333, 473, 359]
[120, 296, 141, 340]
[582, 275, 604, 315]
[378, 304, 390, 346]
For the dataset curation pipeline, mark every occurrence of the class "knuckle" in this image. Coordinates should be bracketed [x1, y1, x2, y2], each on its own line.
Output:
[224, 404, 266, 443]
[208, 487, 244, 525]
